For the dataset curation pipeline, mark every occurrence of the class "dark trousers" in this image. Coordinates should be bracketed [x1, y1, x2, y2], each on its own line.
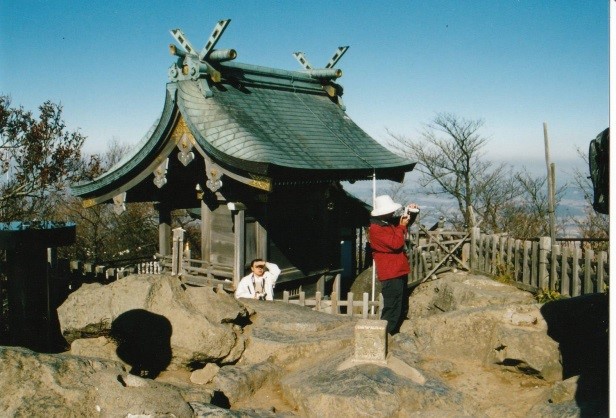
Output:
[380, 275, 408, 335]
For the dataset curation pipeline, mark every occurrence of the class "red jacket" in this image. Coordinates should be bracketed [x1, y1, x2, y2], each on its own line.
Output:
[369, 220, 410, 281]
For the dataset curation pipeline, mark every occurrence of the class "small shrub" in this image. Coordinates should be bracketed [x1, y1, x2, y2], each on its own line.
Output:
[535, 288, 563, 304]
[492, 262, 512, 284]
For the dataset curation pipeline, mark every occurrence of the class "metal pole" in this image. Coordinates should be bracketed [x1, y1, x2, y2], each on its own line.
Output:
[543, 123, 556, 242]
[371, 172, 376, 315]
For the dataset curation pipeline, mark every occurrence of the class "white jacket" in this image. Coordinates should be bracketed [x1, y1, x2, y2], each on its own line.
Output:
[234, 262, 281, 301]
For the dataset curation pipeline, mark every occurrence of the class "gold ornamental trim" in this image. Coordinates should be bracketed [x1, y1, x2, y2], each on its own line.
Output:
[249, 175, 272, 192]
[170, 115, 196, 145]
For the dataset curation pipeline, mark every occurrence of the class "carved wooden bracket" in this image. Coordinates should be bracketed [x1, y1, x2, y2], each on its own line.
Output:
[177, 133, 195, 166]
[206, 163, 223, 192]
[153, 158, 169, 188]
[113, 192, 127, 215]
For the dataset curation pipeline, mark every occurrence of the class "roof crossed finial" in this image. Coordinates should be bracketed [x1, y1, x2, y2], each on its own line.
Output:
[292, 46, 349, 79]
[168, 19, 236, 83]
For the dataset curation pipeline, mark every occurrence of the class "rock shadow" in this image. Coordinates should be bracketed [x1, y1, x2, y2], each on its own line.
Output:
[110, 309, 172, 379]
[540, 293, 608, 416]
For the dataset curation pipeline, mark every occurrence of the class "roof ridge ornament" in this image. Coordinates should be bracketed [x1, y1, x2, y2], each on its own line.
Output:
[292, 46, 348, 108]
[292, 46, 348, 80]
[168, 19, 236, 83]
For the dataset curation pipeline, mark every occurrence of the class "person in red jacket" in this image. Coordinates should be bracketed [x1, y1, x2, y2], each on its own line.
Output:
[369, 195, 419, 335]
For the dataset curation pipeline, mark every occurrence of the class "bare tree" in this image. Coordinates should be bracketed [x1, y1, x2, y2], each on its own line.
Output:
[496, 170, 567, 238]
[389, 113, 522, 230]
[570, 147, 609, 249]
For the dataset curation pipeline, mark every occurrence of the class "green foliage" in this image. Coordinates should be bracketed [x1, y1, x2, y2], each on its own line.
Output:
[535, 288, 563, 304]
[0, 95, 86, 221]
[54, 140, 159, 263]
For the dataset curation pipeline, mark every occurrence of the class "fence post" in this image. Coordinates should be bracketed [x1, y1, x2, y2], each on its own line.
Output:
[522, 241, 531, 285]
[490, 234, 498, 274]
[315, 291, 322, 311]
[283, 290, 290, 303]
[561, 246, 571, 296]
[331, 291, 338, 315]
[362, 292, 369, 319]
[538, 237, 551, 290]
[299, 291, 306, 306]
[498, 235, 506, 268]
[316, 274, 325, 295]
[171, 227, 185, 276]
[513, 240, 521, 282]
[347, 292, 354, 317]
[333, 273, 341, 298]
[571, 247, 581, 297]
[183, 242, 191, 272]
[530, 241, 539, 288]
[550, 244, 560, 291]
[583, 249, 594, 294]
[469, 227, 479, 270]
[505, 237, 514, 275]
[597, 251, 606, 293]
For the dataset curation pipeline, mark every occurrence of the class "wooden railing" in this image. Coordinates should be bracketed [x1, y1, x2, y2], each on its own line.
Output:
[469, 229, 609, 296]
[59, 222, 608, 320]
[408, 227, 609, 297]
[281, 289, 383, 319]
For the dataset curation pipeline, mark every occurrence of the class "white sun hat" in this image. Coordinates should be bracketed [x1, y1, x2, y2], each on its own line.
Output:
[371, 195, 402, 217]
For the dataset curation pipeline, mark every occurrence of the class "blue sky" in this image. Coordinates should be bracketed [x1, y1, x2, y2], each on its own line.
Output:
[0, 1, 609, 169]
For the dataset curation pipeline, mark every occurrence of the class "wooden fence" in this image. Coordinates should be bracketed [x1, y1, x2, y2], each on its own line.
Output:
[409, 227, 609, 297]
[469, 229, 609, 296]
[281, 281, 383, 319]
[57, 225, 608, 319]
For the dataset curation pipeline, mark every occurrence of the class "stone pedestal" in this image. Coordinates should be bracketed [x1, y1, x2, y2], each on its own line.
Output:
[353, 319, 387, 364]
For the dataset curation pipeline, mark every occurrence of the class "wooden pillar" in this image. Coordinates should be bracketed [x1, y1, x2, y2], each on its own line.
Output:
[256, 221, 267, 260]
[158, 202, 172, 256]
[233, 209, 245, 290]
[200, 199, 211, 263]
[171, 227, 184, 276]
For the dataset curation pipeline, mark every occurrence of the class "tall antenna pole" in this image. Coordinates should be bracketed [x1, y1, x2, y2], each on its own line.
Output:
[543, 122, 556, 243]
[371, 171, 376, 315]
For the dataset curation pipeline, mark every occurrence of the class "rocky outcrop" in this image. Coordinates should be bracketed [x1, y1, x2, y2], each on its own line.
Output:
[0, 346, 199, 417]
[57, 274, 249, 371]
[407, 272, 535, 317]
[403, 272, 562, 382]
[280, 351, 480, 417]
[2, 271, 604, 416]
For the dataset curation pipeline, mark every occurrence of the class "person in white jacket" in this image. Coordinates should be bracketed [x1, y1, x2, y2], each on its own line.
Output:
[234, 259, 281, 301]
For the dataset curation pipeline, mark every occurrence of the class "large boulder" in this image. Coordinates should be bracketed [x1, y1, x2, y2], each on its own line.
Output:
[236, 299, 355, 365]
[0, 346, 196, 417]
[280, 351, 480, 417]
[403, 273, 562, 382]
[408, 271, 535, 318]
[57, 274, 249, 371]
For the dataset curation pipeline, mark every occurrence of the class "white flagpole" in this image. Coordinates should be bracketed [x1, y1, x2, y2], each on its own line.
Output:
[371, 171, 376, 315]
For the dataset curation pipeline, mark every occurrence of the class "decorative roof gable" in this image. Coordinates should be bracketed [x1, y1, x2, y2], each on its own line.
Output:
[72, 20, 414, 204]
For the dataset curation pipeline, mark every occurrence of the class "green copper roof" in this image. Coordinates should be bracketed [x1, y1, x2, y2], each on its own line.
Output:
[177, 61, 414, 177]
[72, 59, 414, 199]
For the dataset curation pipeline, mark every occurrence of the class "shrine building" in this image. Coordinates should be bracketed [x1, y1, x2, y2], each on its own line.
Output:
[71, 20, 415, 294]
